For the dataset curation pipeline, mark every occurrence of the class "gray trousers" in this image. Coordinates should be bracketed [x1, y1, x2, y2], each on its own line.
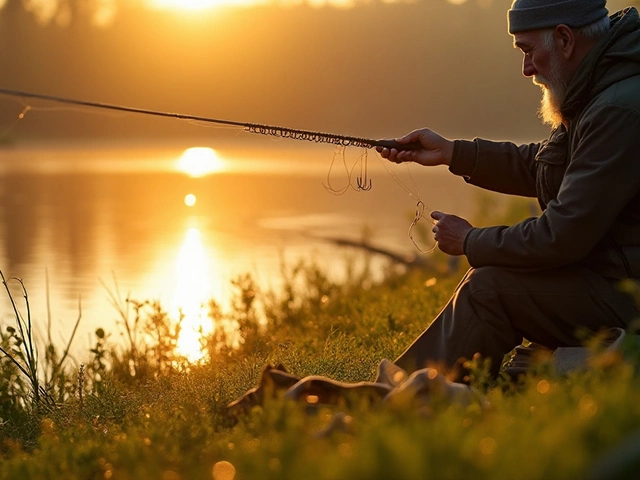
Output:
[394, 266, 638, 381]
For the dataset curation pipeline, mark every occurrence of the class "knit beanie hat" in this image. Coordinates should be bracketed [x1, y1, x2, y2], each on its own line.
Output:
[508, 0, 609, 34]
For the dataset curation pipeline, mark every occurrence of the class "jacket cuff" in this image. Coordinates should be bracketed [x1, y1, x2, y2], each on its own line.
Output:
[463, 227, 479, 262]
[449, 139, 477, 178]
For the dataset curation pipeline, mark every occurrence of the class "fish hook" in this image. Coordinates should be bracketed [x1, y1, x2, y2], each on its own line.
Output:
[356, 148, 372, 191]
[356, 176, 372, 191]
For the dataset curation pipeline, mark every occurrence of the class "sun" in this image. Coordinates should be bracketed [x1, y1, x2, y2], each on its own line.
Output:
[146, 0, 259, 10]
[184, 194, 197, 207]
[177, 147, 226, 177]
[146, 0, 216, 10]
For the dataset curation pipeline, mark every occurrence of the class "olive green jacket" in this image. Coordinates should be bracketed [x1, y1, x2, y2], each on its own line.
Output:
[450, 7, 640, 280]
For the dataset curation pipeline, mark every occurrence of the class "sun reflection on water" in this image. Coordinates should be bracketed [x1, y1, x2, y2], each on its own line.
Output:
[172, 227, 219, 362]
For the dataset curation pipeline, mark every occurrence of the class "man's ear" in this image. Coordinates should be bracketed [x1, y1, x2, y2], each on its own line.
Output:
[554, 24, 576, 59]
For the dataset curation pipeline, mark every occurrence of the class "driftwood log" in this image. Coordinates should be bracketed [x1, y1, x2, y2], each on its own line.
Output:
[311, 235, 430, 269]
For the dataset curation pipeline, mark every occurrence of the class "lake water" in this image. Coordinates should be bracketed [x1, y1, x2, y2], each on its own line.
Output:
[0, 140, 481, 356]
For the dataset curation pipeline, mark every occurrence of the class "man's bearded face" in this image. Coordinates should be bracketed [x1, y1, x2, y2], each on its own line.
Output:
[533, 46, 570, 128]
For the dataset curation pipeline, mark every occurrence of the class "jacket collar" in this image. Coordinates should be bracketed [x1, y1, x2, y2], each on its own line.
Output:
[561, 7, 640, 120]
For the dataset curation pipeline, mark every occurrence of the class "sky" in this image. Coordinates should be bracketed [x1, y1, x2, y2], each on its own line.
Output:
[0, 0, 634, 144]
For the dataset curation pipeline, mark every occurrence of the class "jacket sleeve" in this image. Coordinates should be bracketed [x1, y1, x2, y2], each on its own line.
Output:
[449, 137, 540, 197]
[464, 105, 640, 270]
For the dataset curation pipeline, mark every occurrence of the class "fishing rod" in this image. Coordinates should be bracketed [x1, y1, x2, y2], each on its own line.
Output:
[0, 87, 435, 252]
[0, 88, 422, 151]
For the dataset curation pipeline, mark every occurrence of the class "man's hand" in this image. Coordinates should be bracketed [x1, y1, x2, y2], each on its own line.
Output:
[431, 211, 473, 256]
[376, 128, 454, 167]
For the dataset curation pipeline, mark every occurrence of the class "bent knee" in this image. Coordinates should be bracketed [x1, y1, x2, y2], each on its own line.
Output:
[464, 267, 509, 290]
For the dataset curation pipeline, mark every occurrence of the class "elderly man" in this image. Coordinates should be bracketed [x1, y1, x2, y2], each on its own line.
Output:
[379, 0, 640, 380]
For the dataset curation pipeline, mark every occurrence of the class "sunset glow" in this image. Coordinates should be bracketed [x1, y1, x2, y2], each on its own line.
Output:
[147, 0, 265, 10]
[177, 148, 225, 177]
[143, 0, 403, 10]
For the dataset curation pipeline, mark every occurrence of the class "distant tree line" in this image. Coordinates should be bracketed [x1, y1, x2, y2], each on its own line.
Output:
[0, 0, 120, 27]
[3, 0, 639, 29]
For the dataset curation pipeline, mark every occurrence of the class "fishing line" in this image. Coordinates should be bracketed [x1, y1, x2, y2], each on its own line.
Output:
[0, 105, 30, 142]
[184, 119, 245, 131]
[375, 154, 438, 254]
[323, 146, 353, 195]
[3, 94, 129, 119]
[323, 147, 373, 195]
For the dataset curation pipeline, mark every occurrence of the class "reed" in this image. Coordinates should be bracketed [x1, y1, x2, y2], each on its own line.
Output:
[0, 269, 84, 413]
[0, 271, 52, 409]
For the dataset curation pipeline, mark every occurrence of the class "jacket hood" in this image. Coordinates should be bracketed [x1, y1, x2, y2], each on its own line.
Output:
[562, 7, 640, 119]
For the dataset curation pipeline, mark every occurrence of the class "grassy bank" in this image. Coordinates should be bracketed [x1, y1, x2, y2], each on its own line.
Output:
[0, 255, 639, 480]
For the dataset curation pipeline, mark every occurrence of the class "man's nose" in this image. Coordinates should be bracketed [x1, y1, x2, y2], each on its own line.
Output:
[523, 56, 536, 77]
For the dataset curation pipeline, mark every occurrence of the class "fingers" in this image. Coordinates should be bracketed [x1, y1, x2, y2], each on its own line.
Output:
[375, 146, 391, 158]
[376, 147, 408, 164]
[430, 210, 445, 222]
[376, 129, 431, 164]
[431, 211, 443, 241]
[397, 130, 422, 144]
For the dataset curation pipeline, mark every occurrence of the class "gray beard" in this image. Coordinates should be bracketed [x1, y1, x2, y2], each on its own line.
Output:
[534, 51, 569, 128]
[538, 85, 566, 128]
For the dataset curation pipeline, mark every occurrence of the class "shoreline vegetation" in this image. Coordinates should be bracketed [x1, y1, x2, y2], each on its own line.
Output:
[0, 196, 636, 479]
[0, 249, 639, 479]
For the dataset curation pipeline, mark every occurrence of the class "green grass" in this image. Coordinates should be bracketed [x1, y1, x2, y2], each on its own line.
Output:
[1, 255, 640, 480]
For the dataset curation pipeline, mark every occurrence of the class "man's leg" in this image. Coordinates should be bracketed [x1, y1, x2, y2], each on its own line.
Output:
[394, 266, 637, 381]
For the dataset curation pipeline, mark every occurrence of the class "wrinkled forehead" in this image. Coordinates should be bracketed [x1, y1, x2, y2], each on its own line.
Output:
[512, 29, 545, 50]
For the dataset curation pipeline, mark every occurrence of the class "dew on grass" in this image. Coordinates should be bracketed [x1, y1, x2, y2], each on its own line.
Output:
[245, 438, 261, 453]
[579, 394, 598, 419]
[268, 458, 281, 472]
[338, 442, 354, 457]
[212, 461, 236, 480]
[537, 380, 550, 394]
[40, 418, 55, 434]
[162, 471, 181, 480]
[479, 437, 497, 456]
